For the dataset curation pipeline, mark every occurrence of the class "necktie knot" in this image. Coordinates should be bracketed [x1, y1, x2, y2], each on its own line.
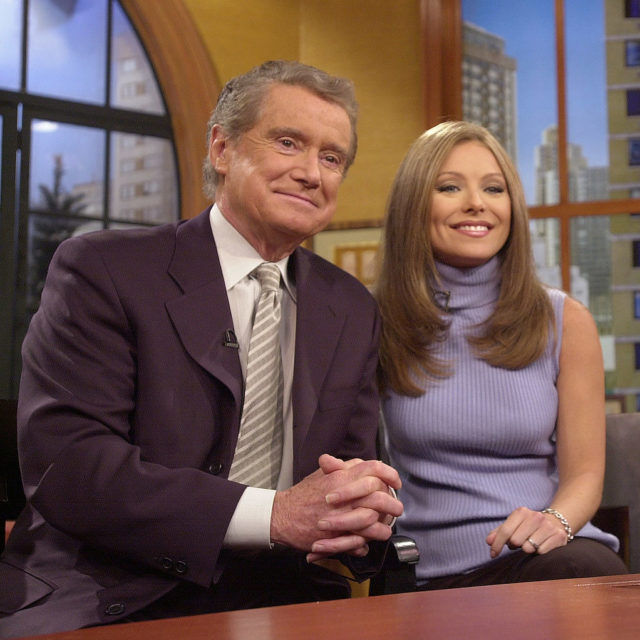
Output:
[256, 262, 281, 293]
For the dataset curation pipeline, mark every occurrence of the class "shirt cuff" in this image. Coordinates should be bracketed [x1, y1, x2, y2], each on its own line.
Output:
[222, 487, 276, 549]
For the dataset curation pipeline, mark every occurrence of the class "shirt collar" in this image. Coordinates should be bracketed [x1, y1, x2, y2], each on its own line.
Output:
[209, 204, 295, 300]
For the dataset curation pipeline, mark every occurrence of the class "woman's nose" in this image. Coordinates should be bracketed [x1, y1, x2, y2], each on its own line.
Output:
[464, 189, 485, 212]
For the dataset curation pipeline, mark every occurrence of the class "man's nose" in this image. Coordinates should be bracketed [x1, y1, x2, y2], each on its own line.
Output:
[291, 150, 321, 187]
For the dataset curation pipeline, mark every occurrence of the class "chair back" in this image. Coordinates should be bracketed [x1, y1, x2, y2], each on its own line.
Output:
[0, 399, 26, 552]
[597, 411, 640, 571]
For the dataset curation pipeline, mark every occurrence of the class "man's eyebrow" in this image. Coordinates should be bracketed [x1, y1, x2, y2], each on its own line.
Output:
[267, 126, 306, 141]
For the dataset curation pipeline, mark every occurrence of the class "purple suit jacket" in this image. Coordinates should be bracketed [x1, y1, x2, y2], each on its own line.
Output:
[0, 210, 381, 636]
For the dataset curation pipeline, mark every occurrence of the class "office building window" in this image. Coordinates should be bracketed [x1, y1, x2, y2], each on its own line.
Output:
[630, 139, 640, 166]
[626, 40, 640, 66]
[627, 0, 640, 19]
[635, 292, 640, 318]
[628, 89, 640, 116]
[634, 240, 640, 267]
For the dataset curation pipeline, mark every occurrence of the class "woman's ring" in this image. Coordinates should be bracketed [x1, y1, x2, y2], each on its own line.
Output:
[527, 537, 540, 552]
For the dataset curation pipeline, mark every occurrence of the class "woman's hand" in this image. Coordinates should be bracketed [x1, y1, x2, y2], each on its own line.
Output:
[486, 506, 569, 557]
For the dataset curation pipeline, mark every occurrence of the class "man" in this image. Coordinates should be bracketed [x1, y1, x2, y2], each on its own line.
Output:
[0, 61, 402, 637]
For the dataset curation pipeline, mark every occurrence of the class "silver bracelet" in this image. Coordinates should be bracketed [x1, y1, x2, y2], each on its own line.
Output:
[541, 508, 574, 542]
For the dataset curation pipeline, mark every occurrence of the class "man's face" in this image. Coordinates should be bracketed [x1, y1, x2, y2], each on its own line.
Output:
[210, 83, 353, 260]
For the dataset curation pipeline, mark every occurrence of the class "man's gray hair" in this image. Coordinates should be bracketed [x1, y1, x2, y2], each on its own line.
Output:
[202, 60, 358, 200]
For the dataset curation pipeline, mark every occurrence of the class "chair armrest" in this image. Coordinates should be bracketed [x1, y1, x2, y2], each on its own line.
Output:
[368, 534, 420, 595]
[385, 535, 420, 568]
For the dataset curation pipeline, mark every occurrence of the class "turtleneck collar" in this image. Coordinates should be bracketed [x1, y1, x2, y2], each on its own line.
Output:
[433, 256, 502, 311]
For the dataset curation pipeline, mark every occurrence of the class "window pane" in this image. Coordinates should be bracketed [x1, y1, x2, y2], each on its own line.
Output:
[575, 214, 640, 411]
[634, 291, 640, 318]
[625, 40, 640, 66]
[27, 0, 108, 104]
[627, 89, 640, 116]
[530, 218, 561, 288]
[565, 0, 609, 203]
[570, 216, 612, 331]
[626, 0, 640, 19]
[462, 0, 557, 205]
[0, 0, 23, 90]
[109, 132, 177, 223]
[110, 0, 164, 114]
[30, 120, 105, 216]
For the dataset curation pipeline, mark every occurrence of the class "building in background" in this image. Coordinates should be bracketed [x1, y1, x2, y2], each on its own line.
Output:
[605, 0, 640, 410]
[462, 21, 518, 162]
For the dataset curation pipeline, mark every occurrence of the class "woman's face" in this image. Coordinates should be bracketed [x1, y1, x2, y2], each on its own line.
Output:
[429, 140, 511, 268]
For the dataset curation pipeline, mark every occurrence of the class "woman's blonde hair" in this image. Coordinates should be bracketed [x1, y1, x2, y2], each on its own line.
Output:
[376, 121, 554, 396]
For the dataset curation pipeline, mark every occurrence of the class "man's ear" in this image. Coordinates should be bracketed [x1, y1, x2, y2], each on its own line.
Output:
[209, 124, 230, 176]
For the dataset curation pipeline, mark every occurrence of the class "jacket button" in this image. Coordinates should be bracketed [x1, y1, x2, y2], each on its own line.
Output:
[208, 462, 223, 474]
[105, 602, 126, 616]
[175, 560, 188, 574]
[160, 556, 173, 570]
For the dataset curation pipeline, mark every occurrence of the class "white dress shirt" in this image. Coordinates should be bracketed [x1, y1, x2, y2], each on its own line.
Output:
[210, 205, 297, 549]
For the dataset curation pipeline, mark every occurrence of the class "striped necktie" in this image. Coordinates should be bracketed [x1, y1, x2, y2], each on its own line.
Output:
[228, 262, 283, 489]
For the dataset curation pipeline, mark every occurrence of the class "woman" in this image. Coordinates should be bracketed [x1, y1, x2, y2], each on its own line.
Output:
[376, 121, 627, 589]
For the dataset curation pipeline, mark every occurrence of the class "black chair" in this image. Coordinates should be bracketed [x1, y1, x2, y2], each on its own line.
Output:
[0, 399, 26, 553]
[369, 411, 420, 595]
[368, 534, 420, 595]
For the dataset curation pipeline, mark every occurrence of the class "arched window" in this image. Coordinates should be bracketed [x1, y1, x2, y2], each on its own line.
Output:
[0, 0, 181, 396]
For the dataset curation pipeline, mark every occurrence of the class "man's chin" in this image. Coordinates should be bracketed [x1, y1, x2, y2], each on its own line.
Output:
[278, 217, 333, 242]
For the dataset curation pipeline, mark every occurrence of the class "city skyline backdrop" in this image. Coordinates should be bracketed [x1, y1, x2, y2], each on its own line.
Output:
[462, 0, 608, 203]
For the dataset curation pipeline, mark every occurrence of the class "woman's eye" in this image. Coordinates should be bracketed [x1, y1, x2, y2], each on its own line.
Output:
[436, 184, 458, 193]
[486, 185, 505, 194]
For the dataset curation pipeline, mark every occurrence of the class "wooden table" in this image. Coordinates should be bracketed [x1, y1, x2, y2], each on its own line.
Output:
[18, 574, 640, 640]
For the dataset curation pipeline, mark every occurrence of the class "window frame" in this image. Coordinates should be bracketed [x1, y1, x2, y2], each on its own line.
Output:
[0, 0, 219, 398]
[424, 0, 640, 293]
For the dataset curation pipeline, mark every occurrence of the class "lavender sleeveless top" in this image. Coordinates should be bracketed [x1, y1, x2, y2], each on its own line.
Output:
[382, 257, 618, 583]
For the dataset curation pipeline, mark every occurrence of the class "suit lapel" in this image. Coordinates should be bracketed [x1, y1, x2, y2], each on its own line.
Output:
[165, 225, 347, 461]
[291, 249, 345, 452]
[165, 211, 243, 406]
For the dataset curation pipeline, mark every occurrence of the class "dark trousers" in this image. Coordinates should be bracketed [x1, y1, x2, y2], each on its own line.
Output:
[418, 538, 628, 591]
[121, 551, 351, 622]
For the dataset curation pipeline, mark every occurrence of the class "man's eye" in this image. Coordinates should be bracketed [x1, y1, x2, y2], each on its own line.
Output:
[279, 139, 295, 148]
[322, 153, 344, 168]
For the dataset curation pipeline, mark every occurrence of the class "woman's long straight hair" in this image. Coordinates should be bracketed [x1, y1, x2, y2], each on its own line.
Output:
[376, 121, 554, 396]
